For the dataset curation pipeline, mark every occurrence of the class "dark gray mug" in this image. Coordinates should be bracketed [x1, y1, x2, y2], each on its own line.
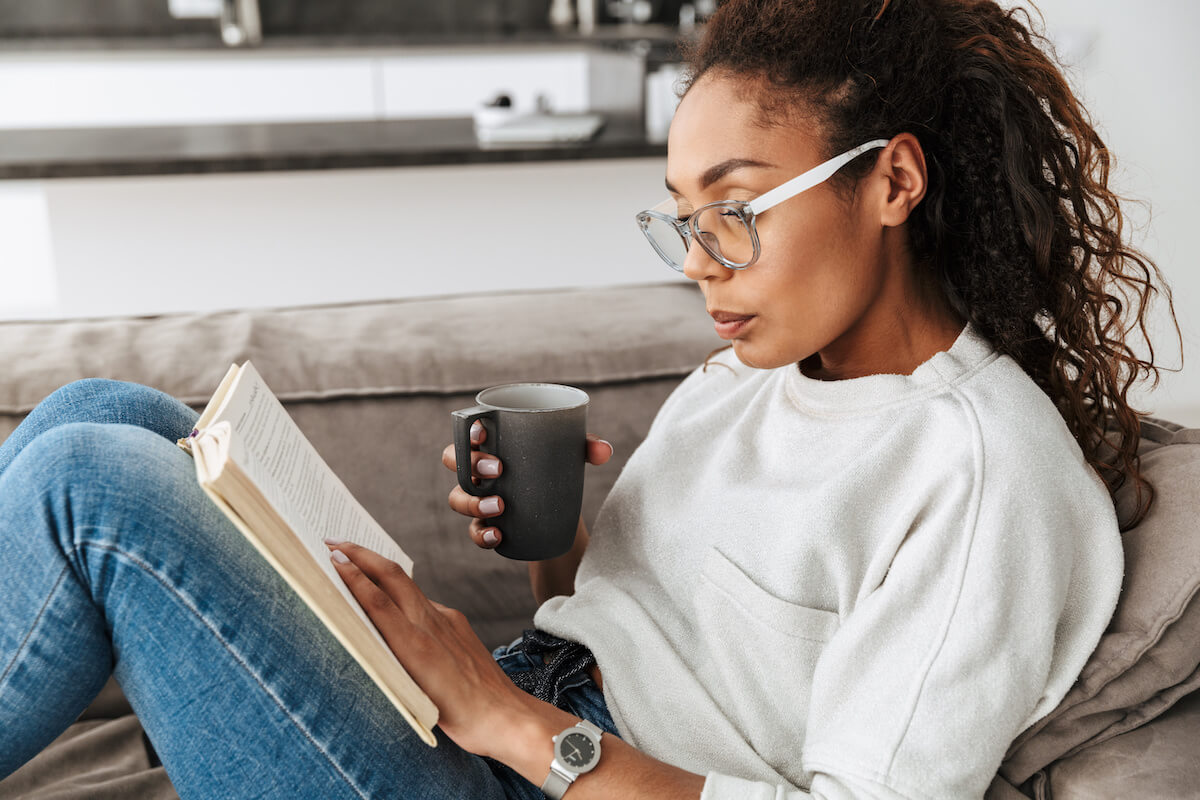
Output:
[451, 383, 589, 561]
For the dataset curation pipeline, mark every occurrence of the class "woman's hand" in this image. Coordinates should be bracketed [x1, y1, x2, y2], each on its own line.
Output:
[441, 421, 613, 550]
[323, 538, 537, 758]
[323, 539, 709, 797]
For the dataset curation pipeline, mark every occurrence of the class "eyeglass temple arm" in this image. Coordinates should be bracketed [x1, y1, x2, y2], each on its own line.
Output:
[748, 139, 891, 215]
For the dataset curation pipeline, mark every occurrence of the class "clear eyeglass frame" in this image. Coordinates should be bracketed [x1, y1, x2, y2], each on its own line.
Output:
[635, 139, 890, 271]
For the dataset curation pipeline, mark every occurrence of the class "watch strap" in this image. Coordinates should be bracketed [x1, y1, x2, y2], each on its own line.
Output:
[540, 767, 573, 800]
[573, 719, 604, 739]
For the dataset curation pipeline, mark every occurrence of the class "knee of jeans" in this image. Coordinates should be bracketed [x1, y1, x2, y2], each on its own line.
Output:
[12, 421, 206, 582]
[20, 419, 196, 499]
[40, 379, 197, 439]
[45, 378, 162, 413]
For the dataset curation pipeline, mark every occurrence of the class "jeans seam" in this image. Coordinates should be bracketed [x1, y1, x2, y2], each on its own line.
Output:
[0, 563, 72, 692]
[85, 542, 371, 800]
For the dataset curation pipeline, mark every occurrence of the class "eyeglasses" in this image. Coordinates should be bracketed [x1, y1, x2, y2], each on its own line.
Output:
[635, 139, 890, 271]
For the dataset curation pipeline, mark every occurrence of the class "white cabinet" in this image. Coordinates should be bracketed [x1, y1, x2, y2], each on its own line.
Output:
[0, 47, 644, 129]
[378, 48, 643, 118]
[0, 53, 376, 128]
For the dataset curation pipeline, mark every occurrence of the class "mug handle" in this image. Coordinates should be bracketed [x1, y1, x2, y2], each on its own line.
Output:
[451, 405, 496, 497]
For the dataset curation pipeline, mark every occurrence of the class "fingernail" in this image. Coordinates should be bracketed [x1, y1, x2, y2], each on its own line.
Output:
[331, 550, 350, 564]
[480, 497, 501, 515]
[323, 537, 344, 546]
[470, 422, 483, 444]
[482, 530, 499, 546]
[478, 458, 500, 477]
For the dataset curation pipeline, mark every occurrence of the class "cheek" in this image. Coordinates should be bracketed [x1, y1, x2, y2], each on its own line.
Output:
[748, 229, 835, 312]
[735, 233, 874, 362]
[755, 206, 840, 280]
[761, 205, 876, 309]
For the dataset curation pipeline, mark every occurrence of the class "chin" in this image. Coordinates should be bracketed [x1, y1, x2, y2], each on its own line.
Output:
[730, 340, 794, 370]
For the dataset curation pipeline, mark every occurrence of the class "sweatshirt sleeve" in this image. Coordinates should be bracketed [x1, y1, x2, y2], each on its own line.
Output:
[701, 771, 909, 799]
[701, 397, 1122, 800]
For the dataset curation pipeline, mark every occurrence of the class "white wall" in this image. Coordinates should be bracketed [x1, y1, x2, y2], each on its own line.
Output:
[1026, 0, 1200, 423]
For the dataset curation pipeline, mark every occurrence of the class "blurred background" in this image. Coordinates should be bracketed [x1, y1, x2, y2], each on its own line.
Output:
[0, 0, 1195, 424]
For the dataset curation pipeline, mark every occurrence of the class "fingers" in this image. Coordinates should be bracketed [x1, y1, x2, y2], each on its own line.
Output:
[468, 517, 502, 549]
[448, 485, 504, 517]
[441, 420, 499, 480]
[445, 440, 504, 548]
[446, 489, 503, 549]
[441, 423, 608, 554]
[325, 540, 471, 668]
[469, 421, 486, 446]
[327, 540, 479, 634]
[325, 539, 420, 618]
[441, 428, 609, 472]
[440, 445, 504, 479]
[586, 434, 614, 465]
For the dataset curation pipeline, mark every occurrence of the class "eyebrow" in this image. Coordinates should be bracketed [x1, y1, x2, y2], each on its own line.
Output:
[664, 158, 776, 195]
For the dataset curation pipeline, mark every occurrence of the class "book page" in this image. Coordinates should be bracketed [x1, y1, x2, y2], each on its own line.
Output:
[203, 362, 413, 640]
[191, 452, 437, 745]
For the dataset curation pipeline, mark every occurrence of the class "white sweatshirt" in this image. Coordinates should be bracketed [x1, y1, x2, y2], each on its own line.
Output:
[534, 322, 1123, 799]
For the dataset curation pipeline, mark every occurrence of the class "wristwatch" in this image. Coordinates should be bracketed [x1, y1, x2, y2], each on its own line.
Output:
[540, 719, 604, 799]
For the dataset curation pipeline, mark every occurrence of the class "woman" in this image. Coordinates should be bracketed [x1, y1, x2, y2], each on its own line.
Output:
[0, 1, 1178, 797]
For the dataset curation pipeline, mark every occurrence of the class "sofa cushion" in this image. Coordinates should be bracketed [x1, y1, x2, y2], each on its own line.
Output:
[0, 715, 178, 800]
[1000, 420, 1200, 785]
[1045, 688, 1200, 799]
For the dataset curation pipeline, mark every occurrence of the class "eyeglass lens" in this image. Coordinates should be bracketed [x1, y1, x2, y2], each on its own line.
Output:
[641, 203, 756, 270]
[692, 205, 754, 266]
[641, 214, 689, 269]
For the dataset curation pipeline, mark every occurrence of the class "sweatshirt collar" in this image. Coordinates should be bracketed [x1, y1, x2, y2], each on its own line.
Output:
[782, 322, 998, 416]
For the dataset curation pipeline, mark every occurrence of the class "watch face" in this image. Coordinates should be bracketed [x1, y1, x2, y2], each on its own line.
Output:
[558, 731, 597, 769]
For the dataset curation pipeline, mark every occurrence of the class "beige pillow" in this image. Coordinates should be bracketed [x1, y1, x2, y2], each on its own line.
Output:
[999, 420, 1200, 785]
[1046, 689, 1200, 799]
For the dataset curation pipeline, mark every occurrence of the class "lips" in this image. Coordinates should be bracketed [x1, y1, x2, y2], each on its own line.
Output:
[709, 309, 755, 339]
[709, 310, 754, 324]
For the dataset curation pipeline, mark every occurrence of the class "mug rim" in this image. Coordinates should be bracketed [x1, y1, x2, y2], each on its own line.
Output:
[475, 382, 589, 412]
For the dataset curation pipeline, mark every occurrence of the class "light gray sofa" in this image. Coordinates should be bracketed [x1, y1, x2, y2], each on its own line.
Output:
[0, 283, 1197, 799]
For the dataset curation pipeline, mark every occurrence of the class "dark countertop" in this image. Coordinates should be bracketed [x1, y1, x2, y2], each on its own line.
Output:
[0, 115, 666, 180]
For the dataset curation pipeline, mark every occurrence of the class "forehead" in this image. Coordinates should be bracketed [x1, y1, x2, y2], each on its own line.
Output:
[666, 73, 823, 190]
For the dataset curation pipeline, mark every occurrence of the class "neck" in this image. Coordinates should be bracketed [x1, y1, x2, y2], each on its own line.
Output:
[802, 250, 965, 381]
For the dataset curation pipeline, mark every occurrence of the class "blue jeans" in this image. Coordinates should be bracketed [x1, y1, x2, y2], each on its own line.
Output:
[0, 380, 618, 799]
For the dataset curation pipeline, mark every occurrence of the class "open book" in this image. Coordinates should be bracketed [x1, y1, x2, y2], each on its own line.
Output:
[177, 362, 439, 746]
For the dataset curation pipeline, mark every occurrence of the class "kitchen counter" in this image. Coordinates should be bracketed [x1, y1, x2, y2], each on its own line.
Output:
[0, 114, 664, 180]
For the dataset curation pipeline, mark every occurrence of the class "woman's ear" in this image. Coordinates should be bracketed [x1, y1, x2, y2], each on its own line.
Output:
[876, 133, 927, 228]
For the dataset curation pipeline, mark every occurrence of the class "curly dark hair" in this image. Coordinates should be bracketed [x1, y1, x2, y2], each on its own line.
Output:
[685, 0, 1180, 530]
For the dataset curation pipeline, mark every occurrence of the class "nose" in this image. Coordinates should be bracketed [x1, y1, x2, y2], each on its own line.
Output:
[680, 239, 730, 282]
